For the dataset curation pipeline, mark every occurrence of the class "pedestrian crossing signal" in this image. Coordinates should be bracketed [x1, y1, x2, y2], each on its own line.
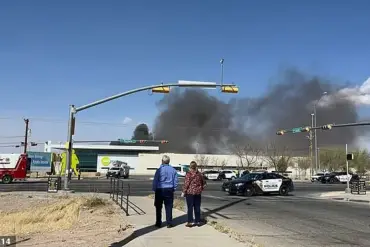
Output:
[347, 153, 354, 161]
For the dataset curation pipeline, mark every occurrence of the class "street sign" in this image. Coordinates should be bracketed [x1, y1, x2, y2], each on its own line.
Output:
[292, 127, 301, 133]
[118, 139, 137, 144]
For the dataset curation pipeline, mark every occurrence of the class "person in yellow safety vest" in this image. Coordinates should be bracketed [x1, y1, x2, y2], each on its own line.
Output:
[234, 170, 240, 177]
[60, 150, 80, 176]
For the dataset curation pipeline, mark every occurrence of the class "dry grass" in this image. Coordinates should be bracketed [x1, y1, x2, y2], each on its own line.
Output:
[0, 195, 108, 236]
[147, 194, 262, 247]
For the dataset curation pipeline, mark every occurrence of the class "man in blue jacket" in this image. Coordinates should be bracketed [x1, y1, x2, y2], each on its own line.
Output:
[152, 155, 179, 228]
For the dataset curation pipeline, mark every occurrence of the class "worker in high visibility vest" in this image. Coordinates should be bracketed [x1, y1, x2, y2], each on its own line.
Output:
[60, 150, 79, 176]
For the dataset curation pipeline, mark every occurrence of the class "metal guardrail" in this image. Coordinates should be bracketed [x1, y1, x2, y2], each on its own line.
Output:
[350, 180, 366, 195]
[109, 177, 131, 216]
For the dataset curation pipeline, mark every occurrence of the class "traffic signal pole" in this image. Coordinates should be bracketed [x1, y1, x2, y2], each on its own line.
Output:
[63, 81, 239, 191]
[310, 114, 314, 175]
[23, 119, 29, 154]
[276, 121, 370, 135]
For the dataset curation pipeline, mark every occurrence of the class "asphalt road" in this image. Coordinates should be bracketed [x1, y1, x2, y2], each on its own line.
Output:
[0, 177, 346, 196]
[1, 178, 369, 246]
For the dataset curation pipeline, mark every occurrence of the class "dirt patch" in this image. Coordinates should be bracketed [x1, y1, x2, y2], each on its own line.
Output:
[0, 192, 132, 247]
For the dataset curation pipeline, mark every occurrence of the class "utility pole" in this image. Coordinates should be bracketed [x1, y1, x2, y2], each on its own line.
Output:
[24, 119, 29, 154]
[314, 92, 327, 172]
[345, 144, 351, 193]
[309, 114, 314, 175]
[220, 58, 224, 84]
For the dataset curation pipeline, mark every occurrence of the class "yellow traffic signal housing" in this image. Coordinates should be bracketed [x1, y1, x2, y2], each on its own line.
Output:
[152, 86, 170, 93]
[322, 124, 333, 130]
[221, 86, 238, 93]
[301, 127, 310, 132]
[276, 130, 285, 135]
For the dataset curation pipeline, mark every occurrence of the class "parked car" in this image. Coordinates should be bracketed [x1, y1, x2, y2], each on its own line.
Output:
[203, 170, 220, 180]
[218, 170, 237, 180]
[320, 172, 354, 184]
[222, 172, 294, 197]
[311, 172, 330, 182]
[106, 166, 130, 179]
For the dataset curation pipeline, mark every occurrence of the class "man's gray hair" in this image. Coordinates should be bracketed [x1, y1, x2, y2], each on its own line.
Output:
[162, 155, 170, 164]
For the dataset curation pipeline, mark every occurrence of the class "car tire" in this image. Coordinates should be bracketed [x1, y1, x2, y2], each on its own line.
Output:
[279, 185, 289, 196]
[329, 178, 335, 184]
[244, 186, 254, 197]
[2, 174, 12, 184]
[231, 176, 236, 180]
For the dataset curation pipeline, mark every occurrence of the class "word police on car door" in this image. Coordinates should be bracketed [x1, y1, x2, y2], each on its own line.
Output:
[258, 173, 283, 192]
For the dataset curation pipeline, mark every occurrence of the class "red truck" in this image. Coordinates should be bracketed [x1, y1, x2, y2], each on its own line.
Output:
[0, 153, 30, 184]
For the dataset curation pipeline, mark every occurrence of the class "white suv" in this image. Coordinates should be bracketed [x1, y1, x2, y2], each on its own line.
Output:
[219, 170, 237, 180]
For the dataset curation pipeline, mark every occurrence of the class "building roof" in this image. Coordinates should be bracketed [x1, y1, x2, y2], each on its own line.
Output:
[45, 142, 159, 151]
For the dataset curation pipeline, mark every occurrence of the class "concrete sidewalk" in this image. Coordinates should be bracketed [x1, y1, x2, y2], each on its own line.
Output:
[110, 196, 254, 247]
[319, 191, 370, 204]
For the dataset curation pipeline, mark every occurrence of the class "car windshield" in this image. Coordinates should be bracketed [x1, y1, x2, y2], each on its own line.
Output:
[239, 173, 261, 180]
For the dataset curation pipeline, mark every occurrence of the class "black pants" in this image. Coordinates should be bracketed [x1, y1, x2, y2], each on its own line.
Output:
[154, 188, 174, 225]
[186, 194, 201, 223]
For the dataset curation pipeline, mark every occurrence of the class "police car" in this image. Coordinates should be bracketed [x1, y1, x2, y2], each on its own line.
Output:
[222, 172, 294, 196]
[320, 172, 357, 184]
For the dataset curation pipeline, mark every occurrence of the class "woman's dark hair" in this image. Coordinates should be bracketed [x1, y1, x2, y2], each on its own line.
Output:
[190, 161, 197, 170]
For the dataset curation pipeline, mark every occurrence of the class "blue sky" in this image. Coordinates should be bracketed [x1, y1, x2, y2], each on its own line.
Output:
[1, 0, 370, 152]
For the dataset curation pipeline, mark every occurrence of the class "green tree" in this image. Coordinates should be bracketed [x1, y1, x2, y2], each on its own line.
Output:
[319, 149, 345, 172]
[351, 149, 370, 175]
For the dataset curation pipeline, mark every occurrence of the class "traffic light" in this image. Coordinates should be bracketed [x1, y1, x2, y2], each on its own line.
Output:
[300, 127, 310, 132]
[276, 130, 285, 135]
[322, 124, 333, 130]
[152, 86, 170, 93]
[347, 153, 354, 161]
[221, 86, 238, 93]
[160, 140, 169, 144]
[139, 140, 147, 144]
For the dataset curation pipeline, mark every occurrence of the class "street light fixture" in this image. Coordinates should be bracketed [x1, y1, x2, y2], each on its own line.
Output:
[313, 92, 327, 172]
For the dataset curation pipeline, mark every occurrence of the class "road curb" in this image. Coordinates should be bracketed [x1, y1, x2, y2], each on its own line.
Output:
[330, 197, 370, 204]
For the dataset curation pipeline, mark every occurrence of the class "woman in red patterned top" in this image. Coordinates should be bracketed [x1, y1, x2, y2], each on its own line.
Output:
[182, 161, 206, 227]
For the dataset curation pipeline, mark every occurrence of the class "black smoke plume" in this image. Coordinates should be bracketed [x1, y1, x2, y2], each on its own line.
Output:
[152, 69, 359, 154]
[132, 123, 153, 140]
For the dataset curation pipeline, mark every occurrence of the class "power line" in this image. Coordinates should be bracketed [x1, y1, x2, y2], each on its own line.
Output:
[0, 135, 25, 138]
[0, 145, 20, 148]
